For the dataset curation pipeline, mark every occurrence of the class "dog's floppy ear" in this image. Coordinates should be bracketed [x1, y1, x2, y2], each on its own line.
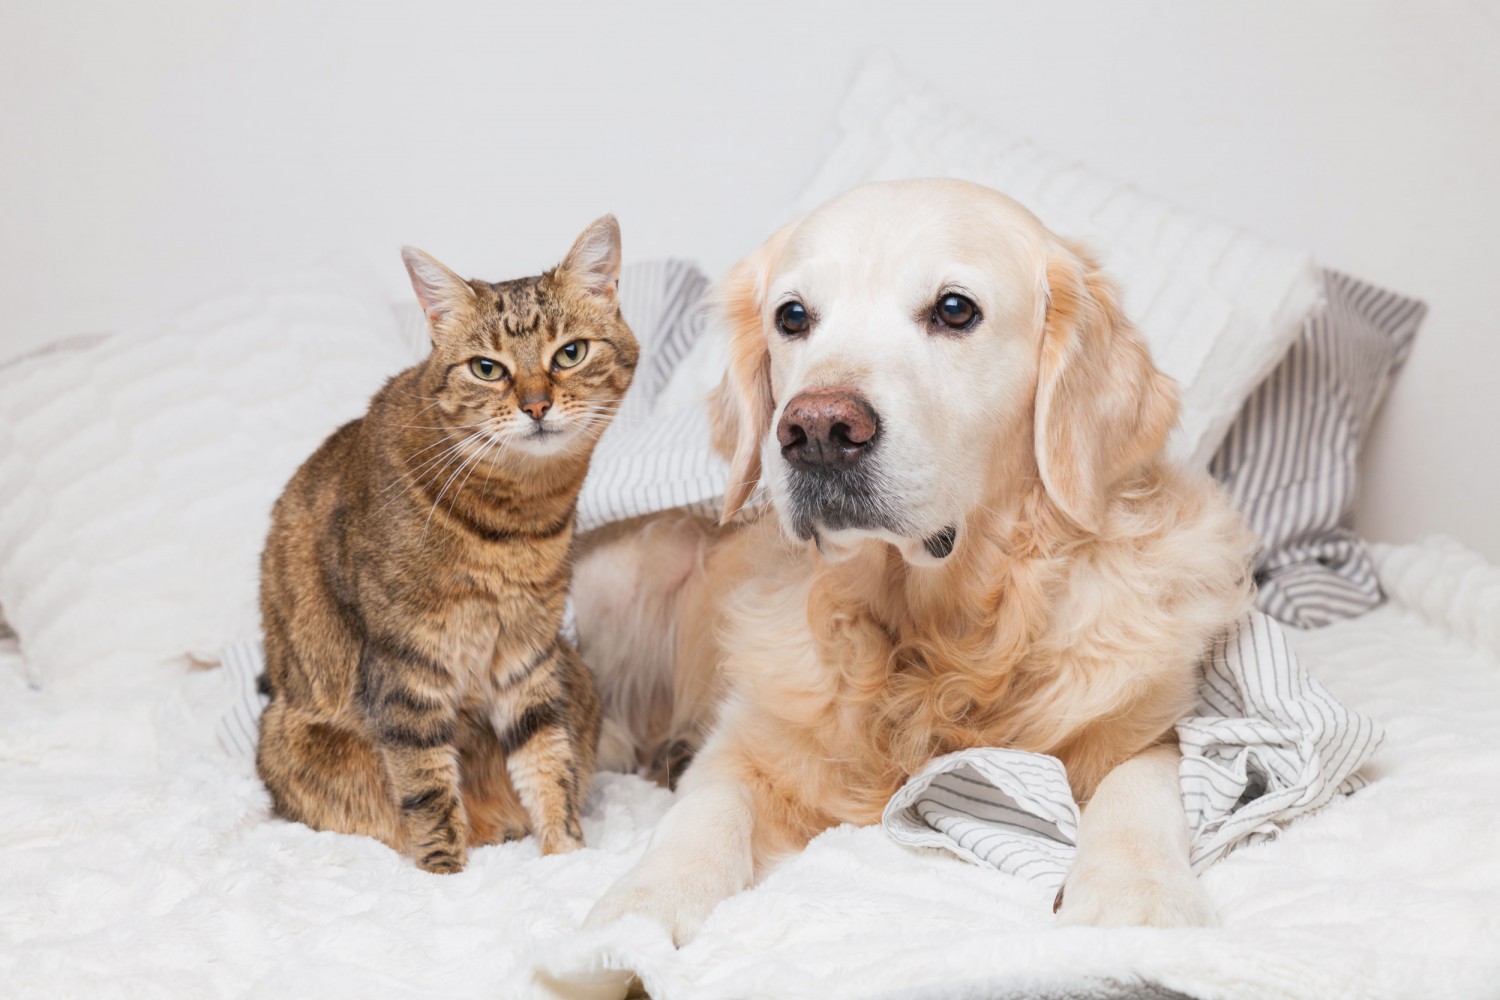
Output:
[709, 222, 796, 523]
[1033, 241, 1179, 533]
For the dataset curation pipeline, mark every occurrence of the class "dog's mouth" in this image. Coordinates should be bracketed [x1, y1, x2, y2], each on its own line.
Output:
[782, 465, 904, 538]
[922, 525, 957, 560]
[779, 466, 958, 563]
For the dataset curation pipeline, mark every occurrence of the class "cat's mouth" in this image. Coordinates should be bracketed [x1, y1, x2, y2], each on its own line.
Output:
[507, 419, 578, 455]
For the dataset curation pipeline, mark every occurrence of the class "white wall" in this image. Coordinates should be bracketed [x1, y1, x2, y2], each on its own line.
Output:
[3, 0, 1497, 560]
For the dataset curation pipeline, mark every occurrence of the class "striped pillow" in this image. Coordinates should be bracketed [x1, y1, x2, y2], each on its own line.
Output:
[397, 259, 1423, 631]
[562, 261, 1426, 630]
[1210, 271, 1426, 628]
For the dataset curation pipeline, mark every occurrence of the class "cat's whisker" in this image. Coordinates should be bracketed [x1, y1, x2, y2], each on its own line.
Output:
[444, 434, 507, 534]
[420, 430, 501, 543]
[573, 403, 642, 421]
[376, 430, 489, 509]
[575, 419, 633, 435]
[390, 418, 492, 432]
[378, 444, 469, 500]
[386, 429, 485, 477]
[388, 390, 455, 421]
[480, 434, 515, 487]
[392, 388, 445, 405]
[379, 435, 476, 496]
[401, 423, 495, 466]
[572, 415, 646, 429]
[569, 412, 626, 429]
[419, 458, 475, 543]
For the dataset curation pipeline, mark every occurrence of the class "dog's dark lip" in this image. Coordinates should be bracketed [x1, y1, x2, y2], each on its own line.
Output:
[923, 525, 957, 559]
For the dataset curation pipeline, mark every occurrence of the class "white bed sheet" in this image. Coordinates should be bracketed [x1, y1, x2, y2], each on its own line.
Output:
[1, 538, 1497, 1000]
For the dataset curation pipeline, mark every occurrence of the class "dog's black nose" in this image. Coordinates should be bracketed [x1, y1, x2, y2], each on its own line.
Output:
[777, 386, 879, 473]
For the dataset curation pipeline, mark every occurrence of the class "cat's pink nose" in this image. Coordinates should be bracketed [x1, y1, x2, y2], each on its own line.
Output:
[521, 397, 551, 421]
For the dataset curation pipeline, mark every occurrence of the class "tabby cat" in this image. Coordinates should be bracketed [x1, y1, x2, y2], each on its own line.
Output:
[256, 216, 637, 873]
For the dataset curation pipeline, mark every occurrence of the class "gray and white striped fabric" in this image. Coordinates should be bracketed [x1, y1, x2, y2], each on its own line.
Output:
[1180, 610, 1380, 868]
[1210, 271, 1426, 628]
[573, 258, 727, 533]
[403, 257, 1427, 631]
[883, 749, 1082, 887]
[883, 610, 1383, 889]
[218, 640, 265, 762]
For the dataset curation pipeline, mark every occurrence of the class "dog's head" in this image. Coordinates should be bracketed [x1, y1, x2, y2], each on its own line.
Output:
[710, 178, 1178, 564]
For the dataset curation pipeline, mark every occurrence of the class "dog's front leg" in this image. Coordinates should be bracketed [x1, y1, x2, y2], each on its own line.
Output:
[584, 767, 755, 945]
[1056, 743, 1215, 928]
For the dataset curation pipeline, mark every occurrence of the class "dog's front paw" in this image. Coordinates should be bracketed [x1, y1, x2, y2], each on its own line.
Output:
[1055, 857, 1215, 928]
[583, 870, 722, 946]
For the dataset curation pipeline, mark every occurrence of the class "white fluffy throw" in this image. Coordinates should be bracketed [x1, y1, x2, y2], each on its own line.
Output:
[3, 539, 1499, 999]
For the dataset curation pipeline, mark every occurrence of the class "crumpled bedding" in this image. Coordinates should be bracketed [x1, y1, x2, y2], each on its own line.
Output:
[882, 610, 1381, 892]
[2, 537, 1498, 999]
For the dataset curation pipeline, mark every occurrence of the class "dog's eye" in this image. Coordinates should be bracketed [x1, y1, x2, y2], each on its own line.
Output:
[934, 293, 979, 331]
[776, 301, 811, 337]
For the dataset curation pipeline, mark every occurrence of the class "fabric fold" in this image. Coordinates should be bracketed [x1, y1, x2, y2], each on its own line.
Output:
[882, 610, 1383, 888]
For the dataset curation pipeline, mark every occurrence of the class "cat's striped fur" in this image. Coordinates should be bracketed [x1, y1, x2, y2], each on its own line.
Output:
[256, 217, 636, 872]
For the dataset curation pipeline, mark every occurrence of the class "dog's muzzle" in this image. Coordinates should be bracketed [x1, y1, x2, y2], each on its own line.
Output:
[777, 386, 898, 539]
[773, 386, 958, 561]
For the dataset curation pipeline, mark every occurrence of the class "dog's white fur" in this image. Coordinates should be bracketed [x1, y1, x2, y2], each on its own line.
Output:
[577, 179, 1254, 944]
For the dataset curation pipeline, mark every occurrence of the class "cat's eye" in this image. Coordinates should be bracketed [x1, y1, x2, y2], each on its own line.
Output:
[932, 293, 980, 332]
[776, 300, 810, 337]
[469, 357, 508, 381]
[553, 340, 589, 369]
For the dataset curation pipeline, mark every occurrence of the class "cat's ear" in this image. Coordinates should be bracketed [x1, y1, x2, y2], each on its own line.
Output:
[556, 215, 622, 302]
[401, 247, 475, 333]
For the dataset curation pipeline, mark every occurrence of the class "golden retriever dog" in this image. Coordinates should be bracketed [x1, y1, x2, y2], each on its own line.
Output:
[575, 178, 1255, 942]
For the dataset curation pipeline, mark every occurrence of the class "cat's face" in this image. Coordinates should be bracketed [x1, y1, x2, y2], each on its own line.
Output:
[402, 217, 638, 459]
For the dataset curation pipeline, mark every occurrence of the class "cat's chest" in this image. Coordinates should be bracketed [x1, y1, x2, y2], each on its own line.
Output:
[429, 566, 564, 691]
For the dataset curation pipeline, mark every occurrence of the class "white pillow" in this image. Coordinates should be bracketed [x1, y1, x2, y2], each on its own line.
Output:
[0, 262, 418, 688]
[791, 53, 1322, 467]
[0, 258, 715, 687]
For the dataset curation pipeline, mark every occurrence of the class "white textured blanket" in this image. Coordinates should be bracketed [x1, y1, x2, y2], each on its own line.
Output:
[2, 538, 1498, 999]
[219, 609, 1382, 895]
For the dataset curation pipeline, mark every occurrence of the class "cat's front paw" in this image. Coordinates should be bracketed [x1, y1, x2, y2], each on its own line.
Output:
[1055, 856, 1215, 928]
[538, 830, 585, 857]
[415, 845, 469, 874]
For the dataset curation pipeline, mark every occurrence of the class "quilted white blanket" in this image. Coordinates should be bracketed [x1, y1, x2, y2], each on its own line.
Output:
[2, 538, 1498, 999]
